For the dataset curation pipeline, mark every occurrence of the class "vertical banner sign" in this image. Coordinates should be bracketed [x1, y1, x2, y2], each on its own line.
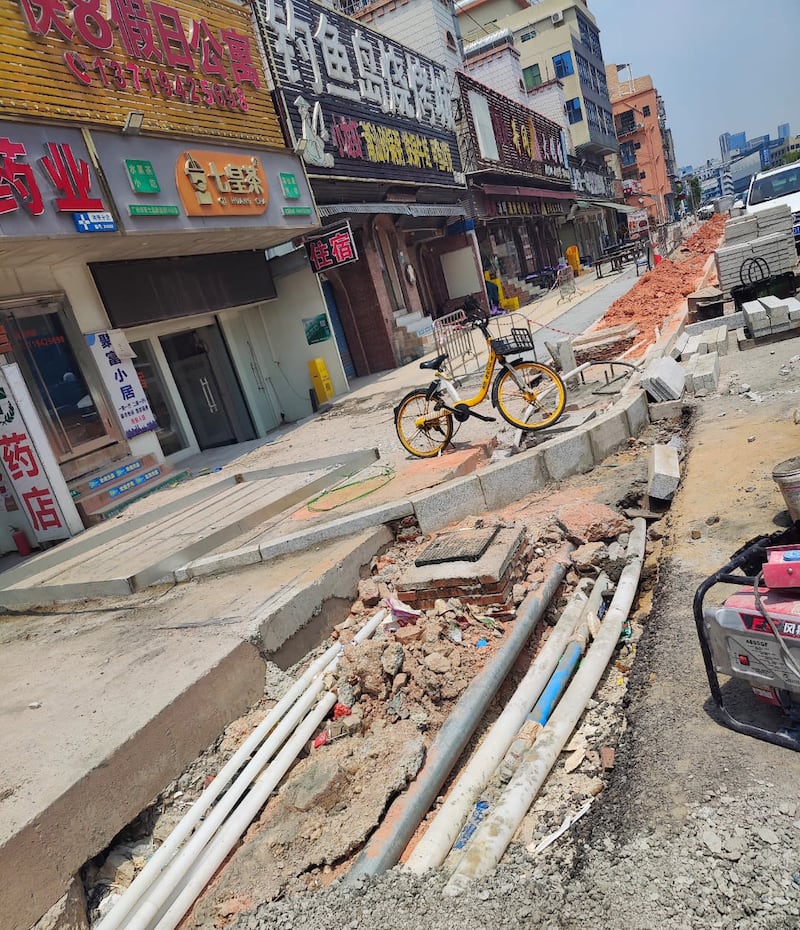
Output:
[305, 223, 359, 274]
[86, 332, 157, 439]
[0, 364, 82, 542]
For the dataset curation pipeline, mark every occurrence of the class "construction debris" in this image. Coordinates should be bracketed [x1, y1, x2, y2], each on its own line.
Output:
[648, 444, 681, 501]
[715, 205, 797, 296]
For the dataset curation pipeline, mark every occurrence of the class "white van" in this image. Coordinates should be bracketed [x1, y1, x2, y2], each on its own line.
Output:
[745, 162, 800, 252]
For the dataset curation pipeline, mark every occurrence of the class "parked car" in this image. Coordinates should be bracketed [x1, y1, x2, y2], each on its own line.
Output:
[697, 204, 715, 219]
[745, 162, 800, 252]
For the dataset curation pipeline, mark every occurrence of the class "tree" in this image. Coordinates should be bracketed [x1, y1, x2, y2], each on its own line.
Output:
[779, 150, 800, 166]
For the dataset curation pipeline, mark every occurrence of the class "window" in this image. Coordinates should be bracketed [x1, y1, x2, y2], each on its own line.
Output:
[566, 97, 583, 124]
[634, 142, 642, 150]
[639, 171, 647, 179]
[520, 29, 537, 42]
[576, 52, 591, 85]
[620, 142, 636, 167]
[523, 63, 542, 90]
[552, 51, 574, 79]
[642, 105, 651, 117]
[445, 30, 457, 51]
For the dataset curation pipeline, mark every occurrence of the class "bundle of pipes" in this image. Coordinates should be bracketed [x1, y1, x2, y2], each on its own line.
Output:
[444, 518, 646, 893]
[346, 521, 645, 885]
[96, 609, 389, 930]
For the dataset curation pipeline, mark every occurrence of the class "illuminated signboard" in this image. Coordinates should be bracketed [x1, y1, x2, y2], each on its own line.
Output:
[1, 0, 282, 147]
[456, 73, 570, 184]
[254, 0, 464, 187]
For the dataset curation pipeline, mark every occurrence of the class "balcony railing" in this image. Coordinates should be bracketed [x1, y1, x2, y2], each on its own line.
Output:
[615, 121, 643, 139]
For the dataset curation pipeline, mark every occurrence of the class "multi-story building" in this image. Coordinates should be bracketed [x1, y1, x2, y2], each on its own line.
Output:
[606, 65, 676, 224]
[720, 130, 747, 162]
[455, 0, 618, 160]
[256, 0, 477, 371]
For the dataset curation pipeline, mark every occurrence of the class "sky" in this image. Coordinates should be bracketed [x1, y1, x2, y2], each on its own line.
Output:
[590, 0, 800, 169]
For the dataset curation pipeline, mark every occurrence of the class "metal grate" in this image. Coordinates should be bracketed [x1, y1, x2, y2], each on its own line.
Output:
[415, 527, 500, 566]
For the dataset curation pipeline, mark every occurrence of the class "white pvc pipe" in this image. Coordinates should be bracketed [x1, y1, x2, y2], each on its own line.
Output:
[99, 609, 385, 930]
[152, 691, 338, 930]
[404, 577, 607, 875]
[443, 520, 645, 894]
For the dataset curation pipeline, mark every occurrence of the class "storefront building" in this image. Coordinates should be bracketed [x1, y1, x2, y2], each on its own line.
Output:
[0, 0, 337, 545]
[453, 71, 574, 293]
[254, 0, 483, 372]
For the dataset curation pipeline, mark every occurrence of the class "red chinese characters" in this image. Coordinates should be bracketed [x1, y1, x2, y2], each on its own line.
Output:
[305, 224, 359, 274]
[40, 143, 104, 211]
[0, 138, 45, 216]
[22, 485, 63, 532]
[0, 432, 39, 480]
[0, 138, 103, 217]
[18, 0, 262, 112]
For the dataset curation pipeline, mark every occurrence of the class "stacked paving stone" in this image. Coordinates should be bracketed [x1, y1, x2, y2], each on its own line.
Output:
[672, 327, 725, 397]
[742, 295, 800, 340]
[641, 356, 686, 402]
[714, 205, 797, 295]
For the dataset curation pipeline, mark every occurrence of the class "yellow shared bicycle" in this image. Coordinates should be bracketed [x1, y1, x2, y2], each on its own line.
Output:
[394, 307, 566, 458]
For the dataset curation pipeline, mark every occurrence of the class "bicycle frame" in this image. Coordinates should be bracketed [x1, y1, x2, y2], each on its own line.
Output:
[427, 346, 500, 410]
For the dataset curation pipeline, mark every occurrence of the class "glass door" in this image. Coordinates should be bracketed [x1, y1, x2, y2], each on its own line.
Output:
[2, 302, 119, 461]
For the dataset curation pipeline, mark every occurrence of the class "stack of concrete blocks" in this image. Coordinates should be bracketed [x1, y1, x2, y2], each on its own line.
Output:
[741, 295, 800, 341]
[714, 205, 797, 296]
[641, 356, 686, 403]
[673, 328, 724, 397]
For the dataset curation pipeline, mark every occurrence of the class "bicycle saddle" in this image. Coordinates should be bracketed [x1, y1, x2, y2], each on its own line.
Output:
[420, 354, 448, 370]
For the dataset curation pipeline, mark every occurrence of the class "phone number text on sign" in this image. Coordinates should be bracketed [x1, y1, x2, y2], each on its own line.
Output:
[63, 54, 249, 112]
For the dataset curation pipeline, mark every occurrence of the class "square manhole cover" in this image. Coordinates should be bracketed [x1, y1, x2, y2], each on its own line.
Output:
[415, 526, 500, 567]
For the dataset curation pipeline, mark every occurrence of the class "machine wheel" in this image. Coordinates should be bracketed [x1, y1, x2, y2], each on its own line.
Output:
[492, 361, 566, 430]
[394, 389, 454, 457]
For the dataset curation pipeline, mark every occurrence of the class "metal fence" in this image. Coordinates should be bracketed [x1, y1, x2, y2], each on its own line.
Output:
[433, 309, 480, 382]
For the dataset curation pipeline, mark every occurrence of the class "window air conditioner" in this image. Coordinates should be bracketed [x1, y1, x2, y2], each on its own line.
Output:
[551, 11, 564, 24]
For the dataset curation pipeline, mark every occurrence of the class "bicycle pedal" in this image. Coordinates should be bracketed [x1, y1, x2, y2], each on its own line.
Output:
[471, 411, 497, 423]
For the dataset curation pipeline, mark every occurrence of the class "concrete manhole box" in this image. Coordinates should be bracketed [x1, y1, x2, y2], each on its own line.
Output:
[415, 527, 500, 567]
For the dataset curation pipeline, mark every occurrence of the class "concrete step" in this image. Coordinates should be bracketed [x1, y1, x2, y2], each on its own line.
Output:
[0, 524, 390, 930]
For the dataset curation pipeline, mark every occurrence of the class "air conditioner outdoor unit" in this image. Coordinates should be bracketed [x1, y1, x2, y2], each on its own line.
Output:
[551, 11, 564, 24]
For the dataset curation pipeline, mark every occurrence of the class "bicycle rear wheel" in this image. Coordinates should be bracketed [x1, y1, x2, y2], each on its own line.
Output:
[492, 361, 566, 430]
[394, 389, 454, 457]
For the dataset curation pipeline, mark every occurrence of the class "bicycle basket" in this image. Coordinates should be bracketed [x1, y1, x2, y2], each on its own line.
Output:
[491, 327, 535, 356]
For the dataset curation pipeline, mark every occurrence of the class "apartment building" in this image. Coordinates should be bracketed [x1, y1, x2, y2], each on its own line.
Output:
[606, 66, 677, 224]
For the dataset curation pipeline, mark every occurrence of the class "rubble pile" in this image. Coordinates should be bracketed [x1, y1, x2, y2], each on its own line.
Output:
[595, 215, 726, 337]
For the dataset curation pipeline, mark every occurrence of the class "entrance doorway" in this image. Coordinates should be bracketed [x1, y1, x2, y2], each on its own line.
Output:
[160, 324, 255, 450]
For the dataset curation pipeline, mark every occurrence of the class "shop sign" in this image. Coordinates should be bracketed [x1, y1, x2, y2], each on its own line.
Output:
[542, 201, 565, 216]
[305, 223, 358, 273]
[456, 73, 568, 183]
[495, 200, 535, 217]
[73, 211, 117, 233]
[303, 313, 332, 345]
[86, 331, 157, 439]
[0, 124, 111, 238]
[628, 209, 650, 236]
[0, 363, 81, 542]
[90, 133, 319, 233]
[126, 159, 160, 194]
[1, 0, 282, 148]
[176, 149, 268, 216]
[255, 0, 463, 187]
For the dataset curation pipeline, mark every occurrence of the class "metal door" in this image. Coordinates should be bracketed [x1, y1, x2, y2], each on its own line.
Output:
[321, 281, 356, 380]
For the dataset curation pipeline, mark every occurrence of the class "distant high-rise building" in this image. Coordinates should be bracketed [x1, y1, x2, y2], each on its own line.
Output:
[720, 130, 746, 162]
[778, 123, 791, 140]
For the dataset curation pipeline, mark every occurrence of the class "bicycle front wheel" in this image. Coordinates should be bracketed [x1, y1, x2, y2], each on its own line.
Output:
[394, 389, 454, 458]
[492, 361, 566, 431]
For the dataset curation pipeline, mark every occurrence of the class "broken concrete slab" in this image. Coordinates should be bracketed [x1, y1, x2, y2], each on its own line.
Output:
[648, 444, 681, 501]
[692, 351, 720, 396]
[648, 399, 686, 421]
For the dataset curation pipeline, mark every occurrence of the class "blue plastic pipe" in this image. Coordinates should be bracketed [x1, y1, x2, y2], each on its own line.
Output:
[528, 641, 583, 726]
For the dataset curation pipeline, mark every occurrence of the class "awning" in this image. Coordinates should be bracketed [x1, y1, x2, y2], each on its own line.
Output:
[317, 203, 467, 218]
[477, 184, 577, 201]
[609, 202, 639, 214]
